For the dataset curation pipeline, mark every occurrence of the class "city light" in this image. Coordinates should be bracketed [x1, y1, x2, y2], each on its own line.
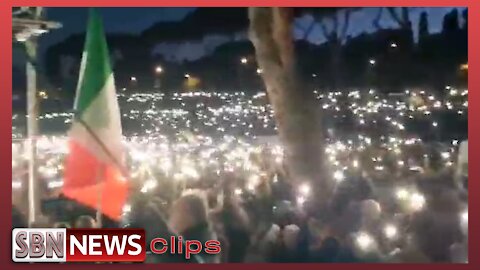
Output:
[355, 232, 375, 251]
[384, 224, 398, 239]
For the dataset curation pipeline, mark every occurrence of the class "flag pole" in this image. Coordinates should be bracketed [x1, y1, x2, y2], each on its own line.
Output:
[95, 164, 104, 228]
[14, 7, 61, 227]
[25, 36, 39, 226]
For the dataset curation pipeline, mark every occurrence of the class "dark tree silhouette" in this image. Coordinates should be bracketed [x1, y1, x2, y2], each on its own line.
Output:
[442, 9, 459, 36]
[297, 8, 358, 89]
[40, 8, 468, 94]
[142, 8, 248, 44]
[462, 9, 467, 31]
[380, 7, 414, 48]
[419, 12, 429, 43]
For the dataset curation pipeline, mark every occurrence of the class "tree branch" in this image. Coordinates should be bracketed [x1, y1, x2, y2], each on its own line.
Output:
[386, 7, 403, 27]
[401, 7, 410, 26]
[318, 20, 331, 41]
[294, 21, 307, 32]
[333, 13, 339, 38]
[301, 20, 316, 41]
[373, 7, 383, 29]
[340, 9, 351, 42]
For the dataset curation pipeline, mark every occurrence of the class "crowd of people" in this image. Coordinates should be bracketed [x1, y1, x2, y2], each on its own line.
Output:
[12, 154, 468, 263]
[12, 88, 468, 263]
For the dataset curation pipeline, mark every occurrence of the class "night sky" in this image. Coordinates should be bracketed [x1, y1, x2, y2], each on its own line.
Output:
[37, 7, 464, 63]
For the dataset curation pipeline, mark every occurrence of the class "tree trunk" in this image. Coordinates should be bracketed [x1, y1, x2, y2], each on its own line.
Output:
[331, 41, 342, 89]
[249, 7, 333, 205]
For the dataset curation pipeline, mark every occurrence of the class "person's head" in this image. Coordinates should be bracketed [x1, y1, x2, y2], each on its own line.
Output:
[169, 190, 209, 234]
[54, 222, 71, 228]
[410, 210, 462, 262]
[320, 237, 341, 258]
[30, 216, 51, 228]
[283, 224, 301, 252]
[12, 206, 27, 229]
[75, 215, 96, 228]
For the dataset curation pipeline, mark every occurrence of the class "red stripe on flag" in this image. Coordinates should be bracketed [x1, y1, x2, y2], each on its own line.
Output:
[63, 140, 128, 220]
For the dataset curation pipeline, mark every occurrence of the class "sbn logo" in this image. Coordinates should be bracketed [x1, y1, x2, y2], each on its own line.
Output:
[12, 228, 145, 263]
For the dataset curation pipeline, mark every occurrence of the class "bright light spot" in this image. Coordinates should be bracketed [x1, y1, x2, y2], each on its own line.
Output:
[333, 170, 345, 182]
[409, 192, 426, 211]
[241, 57, 248, 64]
[369, 59, 376, 65]
[297, 196, 306, 205]
[384, 224, 398, 239]
[141, 179, 157, 193]
[130, 76, 137, 82]
[256, 68, 263, 74]
[462, 210, 468, 224]
[123, 204, 131, 213]
[356, 232, 374, 250]
[298, 183, 311, 196]
[396, 188, 409, 200]
[461, 209, 468, 235]
[47, 180, 63, 189]
[234, 188, 243, 196]
[390, 42, 398, 48]
[441, 152, 450, 159]
[432, 122, 438, 127]
[352, 160, 359, 168]
[12, 181, 22, 189]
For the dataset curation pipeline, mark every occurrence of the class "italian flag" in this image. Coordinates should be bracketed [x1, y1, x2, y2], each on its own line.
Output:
[63, 9, 128, 220]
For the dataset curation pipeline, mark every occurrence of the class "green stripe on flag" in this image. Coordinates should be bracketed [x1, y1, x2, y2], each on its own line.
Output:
[75, 8, 113, 116]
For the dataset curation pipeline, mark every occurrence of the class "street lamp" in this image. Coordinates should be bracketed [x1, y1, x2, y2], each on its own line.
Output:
[369, 59, 376, 66]
[13, 8, 61, 226]
[241, 57, 248, 64]
[154, 66, 163, 89]
[390, 42, 398, 48]
[185, 73, 191, 78]
[256, 68, 263, 74]
[130, 76, 137, 82]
